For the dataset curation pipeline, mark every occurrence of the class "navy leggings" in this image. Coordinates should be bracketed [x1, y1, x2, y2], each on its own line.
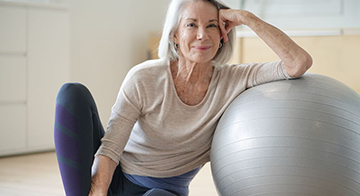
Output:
[54, 83, 150, 196]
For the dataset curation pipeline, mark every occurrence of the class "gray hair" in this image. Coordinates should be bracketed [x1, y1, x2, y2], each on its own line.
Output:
[158, 0, 237, 65]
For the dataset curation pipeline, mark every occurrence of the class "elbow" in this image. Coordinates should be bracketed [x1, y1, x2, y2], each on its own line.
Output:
[287, 53, 313, 78]
[304, 54, 313, 70]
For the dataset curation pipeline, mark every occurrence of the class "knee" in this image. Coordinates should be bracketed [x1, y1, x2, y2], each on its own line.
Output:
[59, 83, 88, 94]
[57, 83, 93, 105]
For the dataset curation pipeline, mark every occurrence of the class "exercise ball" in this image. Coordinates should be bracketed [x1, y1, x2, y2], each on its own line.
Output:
[211, 74, 360, 196]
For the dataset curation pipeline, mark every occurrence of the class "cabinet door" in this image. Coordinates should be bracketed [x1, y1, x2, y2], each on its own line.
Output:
[0, 104, 26, 154]
[0, 6, 27, 53]
[27, 9, 70, 149]
[0, 56, 26, 103]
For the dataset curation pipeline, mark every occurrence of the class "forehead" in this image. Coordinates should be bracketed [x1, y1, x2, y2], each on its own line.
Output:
[181, 1, 219, 21]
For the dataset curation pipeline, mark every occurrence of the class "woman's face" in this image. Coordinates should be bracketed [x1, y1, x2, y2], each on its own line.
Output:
[174, 1, 221, 64]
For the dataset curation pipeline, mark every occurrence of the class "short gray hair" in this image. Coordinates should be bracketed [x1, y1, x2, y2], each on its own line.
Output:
[158, 0, 236, 65]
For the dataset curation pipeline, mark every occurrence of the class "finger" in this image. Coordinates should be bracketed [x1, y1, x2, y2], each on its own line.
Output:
[220, 23, 228, 42]
[221, 27, 229, 42]
[225, 23, 235, 34]
[219, 17, 228, 42]
[218, 10, 227, 42]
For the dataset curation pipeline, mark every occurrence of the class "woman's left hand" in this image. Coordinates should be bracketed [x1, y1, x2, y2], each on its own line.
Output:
[218, 9, 312, 77]
[219, 9, 252, 42]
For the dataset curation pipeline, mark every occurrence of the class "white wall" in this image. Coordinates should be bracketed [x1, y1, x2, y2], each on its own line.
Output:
[224, 0, 360, 30]
[69, 0, 170, 124]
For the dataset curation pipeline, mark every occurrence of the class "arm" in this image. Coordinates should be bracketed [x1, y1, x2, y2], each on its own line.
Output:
[219, 9, 312, 77]
[89, 155, 117, 196]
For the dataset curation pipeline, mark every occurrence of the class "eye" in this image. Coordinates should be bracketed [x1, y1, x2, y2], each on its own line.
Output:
[186, 23, 196, 27]
[208, 24, 218, 28]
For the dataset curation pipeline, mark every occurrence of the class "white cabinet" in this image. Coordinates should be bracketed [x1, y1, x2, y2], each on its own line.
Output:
[0, 104, 26, 151]
[0, 6, 27, 53]
[0, 2, 69, 156]
[0, 56, 27, 103]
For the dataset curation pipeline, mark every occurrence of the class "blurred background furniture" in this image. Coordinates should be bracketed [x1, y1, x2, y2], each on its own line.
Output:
[0, 0, 70, 156]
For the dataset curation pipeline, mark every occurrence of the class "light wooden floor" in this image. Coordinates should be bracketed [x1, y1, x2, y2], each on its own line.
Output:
[0, 151, 218, 196]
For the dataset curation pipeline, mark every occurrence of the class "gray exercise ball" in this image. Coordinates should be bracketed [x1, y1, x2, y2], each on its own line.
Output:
[211, 73, 360, 196]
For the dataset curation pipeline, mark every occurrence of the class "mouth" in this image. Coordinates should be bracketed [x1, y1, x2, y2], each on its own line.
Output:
[193, 46, 211, 51]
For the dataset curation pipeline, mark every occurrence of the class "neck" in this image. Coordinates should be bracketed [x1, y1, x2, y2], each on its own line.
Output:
[172, 58, 213, 84]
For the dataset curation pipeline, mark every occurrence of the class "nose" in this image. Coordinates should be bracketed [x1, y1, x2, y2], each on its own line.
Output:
[197, 27, 208, 40]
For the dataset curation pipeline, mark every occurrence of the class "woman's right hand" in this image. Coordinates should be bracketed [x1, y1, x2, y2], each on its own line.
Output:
[88, 155, 118, 196]
[88, 181, 107, 196]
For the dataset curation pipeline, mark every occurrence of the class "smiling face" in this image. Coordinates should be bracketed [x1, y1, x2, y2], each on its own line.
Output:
[174, 1, 221, 64]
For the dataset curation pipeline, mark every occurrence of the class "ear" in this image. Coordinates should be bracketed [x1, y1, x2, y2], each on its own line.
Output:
[173, 31, 179, 44]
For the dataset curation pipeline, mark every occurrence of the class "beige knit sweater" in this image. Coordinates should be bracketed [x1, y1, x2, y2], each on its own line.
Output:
[96, 59, 291, 177]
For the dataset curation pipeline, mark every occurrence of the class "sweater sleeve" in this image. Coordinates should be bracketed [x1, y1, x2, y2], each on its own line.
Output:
[95, 67, 142, 164]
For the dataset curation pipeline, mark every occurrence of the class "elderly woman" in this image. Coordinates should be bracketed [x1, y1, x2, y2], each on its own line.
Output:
[54, 0, 312, 195]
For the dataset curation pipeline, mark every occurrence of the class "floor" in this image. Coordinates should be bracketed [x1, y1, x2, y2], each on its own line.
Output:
[0, 151, 218, 196]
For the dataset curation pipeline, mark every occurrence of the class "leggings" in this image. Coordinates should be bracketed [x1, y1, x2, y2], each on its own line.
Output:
[54, 83, 150, 196]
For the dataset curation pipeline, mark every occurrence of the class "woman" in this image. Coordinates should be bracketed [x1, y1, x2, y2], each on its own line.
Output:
[54, 0, 312, 195]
